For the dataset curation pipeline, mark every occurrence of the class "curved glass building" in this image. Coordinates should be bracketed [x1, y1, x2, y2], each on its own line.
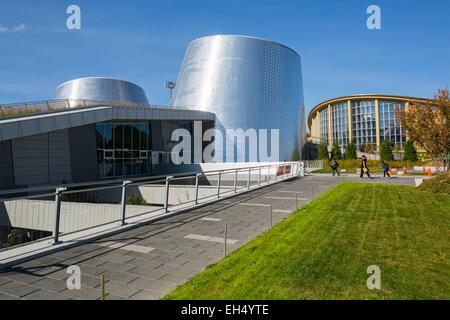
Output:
[308, 94, 431, 151]
[170, 35, 305, 161]
[55, 77, 149, 105]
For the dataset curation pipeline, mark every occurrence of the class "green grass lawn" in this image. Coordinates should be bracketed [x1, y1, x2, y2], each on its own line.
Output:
[165, 182, 450, 300]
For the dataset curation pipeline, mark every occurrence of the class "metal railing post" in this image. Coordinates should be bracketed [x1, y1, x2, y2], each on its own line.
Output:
[258, 166, 261, 186]
[217, 172, 221, 198]
[269, 204, 273, 229]
[164, 176, 172, 213]
[194, 173, 200, 204]
[224, 221, 228, 257]
[247, 168, 251, 188]
[234, 170, 238, 192]
[120, 180, 132, 225]
[53, 187, 66, 244]
[101, 274, 106, 300]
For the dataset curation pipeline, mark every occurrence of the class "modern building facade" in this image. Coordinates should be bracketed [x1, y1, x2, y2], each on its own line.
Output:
[0, 35, 306, 189]
[308, 95, 431, 152]
[0, 78, 215, 189]
[170, 35, 306, 161]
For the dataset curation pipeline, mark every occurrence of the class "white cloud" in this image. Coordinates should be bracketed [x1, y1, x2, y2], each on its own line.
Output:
[13, 23, 26, 32]
[0, 25, 8, 32]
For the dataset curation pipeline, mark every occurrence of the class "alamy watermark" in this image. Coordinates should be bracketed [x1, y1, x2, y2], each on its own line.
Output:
[66, 5, 81, 30]
[66, 265, 81, 290]
[170, 122, 280, 164]
[367, 5, 381, 30]
[366, 265, 381, 290]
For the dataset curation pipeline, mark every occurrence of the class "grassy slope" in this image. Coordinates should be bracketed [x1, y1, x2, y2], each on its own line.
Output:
[417, 171, 450, 194]
[165, 183, 450, 300]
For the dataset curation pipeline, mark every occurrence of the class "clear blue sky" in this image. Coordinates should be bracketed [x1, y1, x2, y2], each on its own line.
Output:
[0, 0, 449, 114]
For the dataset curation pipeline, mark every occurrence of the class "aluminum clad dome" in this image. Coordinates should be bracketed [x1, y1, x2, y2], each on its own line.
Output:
[55, 77, 149, 105]
[170, 35, 305, 161]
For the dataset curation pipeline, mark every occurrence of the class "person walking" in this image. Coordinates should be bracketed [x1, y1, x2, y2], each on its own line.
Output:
[381, 160, 391, 178]
[331, 157, 340, 176]
[360, 155, 371, 178]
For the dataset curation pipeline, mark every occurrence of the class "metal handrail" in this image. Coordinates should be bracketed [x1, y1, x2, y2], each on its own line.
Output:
[0, 161, 303, 247]
[0, 163, 296, 197]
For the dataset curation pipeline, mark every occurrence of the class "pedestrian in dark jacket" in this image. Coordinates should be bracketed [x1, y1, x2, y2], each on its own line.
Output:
[381, 160, 391, 178]
[360, 155, 371, 178]
[331, 158, 340, 176]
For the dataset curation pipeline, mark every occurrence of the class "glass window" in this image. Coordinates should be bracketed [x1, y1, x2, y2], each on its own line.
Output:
[379, 100, 405, 149]
[114, 124, 123, 149]
[132, 124, 140, 150]
[96, 124, 104, 149]
[332, 102, 348, 148]
[140, 123, 148, 150]
[352, 100, 376, 151]
[123, 125, 131, 150]
[104, 124, 113, 149]
[319, 108, 329, 144]
[96, 122, 152, 178]
[115, 159, 123, 176]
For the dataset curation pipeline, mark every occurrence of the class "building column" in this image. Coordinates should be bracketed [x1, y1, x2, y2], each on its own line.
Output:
[375, 99, 380, 150]
[404, 101, 410, 140]
[316, 113, 320, 144]
[328, 104, 332, 146]
[347, 100, 352, 143]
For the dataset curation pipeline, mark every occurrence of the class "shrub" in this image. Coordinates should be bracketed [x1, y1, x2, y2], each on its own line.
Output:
[318, 142, 329, 160]
[403, 140, 418, 162]
[345, 141, 357, 160]
[126, 193, 148, 205]
[332, 140, 342, 160]
[380, 139, 394, 161]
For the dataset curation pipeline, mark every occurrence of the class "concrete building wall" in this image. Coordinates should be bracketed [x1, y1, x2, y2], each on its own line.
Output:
[0, 140, 14, 188]
[68, 125, 98, 182]
[11, 130, 72, 187]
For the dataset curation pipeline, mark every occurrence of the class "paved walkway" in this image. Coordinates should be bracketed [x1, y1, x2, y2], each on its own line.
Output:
[0, 174, 416, 300]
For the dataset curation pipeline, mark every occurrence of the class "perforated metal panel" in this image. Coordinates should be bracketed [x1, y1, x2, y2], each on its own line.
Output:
[170, 35, 305, 161]
[55, 77, 149, 105]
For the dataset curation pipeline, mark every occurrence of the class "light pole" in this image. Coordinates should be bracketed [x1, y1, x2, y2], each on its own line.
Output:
[164, 81, 176, 101]
[327, 144, 333, 160]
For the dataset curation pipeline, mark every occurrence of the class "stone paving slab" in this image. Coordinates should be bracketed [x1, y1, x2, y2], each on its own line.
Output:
[0, 175, 416, 300]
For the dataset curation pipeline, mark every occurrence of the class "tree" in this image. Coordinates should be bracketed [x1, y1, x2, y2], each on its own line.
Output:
[318, 142, 329, 160]
[380, 139, 394, 161]
[396, 88, 450, 171]
[332, 140, 342, 160]
[403, 140, 418, 162]
[345, 141, 357, 160]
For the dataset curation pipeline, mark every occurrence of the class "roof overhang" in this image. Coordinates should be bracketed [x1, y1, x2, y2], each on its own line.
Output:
[0, 106, 215, 142]
[307, 94, 434, 128]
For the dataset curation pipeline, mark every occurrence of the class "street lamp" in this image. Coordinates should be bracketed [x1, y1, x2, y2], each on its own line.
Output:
[327, 144, 332, 160]
[164, 81, 176, 100]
